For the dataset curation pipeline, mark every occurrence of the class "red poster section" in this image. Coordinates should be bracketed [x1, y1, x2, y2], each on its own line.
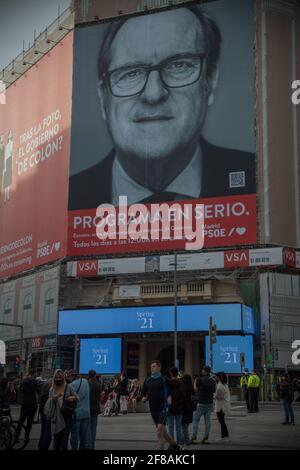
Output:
[68, 194, 257, 256]
[0, 33, 73, 279]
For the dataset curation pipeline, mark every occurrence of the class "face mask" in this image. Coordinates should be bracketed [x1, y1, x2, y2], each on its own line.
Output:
[54, 379, 63, 385]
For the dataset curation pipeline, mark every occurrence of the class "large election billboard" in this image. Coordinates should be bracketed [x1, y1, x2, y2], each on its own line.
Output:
[68, 0, 256, 256]
[0, 33, 73, 278]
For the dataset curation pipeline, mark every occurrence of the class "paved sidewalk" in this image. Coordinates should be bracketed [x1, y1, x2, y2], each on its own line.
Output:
[12, 403, 300, 450]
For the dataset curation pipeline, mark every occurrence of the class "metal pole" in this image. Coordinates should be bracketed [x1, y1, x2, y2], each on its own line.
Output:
[74, 334, 78, 370]
[209, 316, 213, 370]
[174, 252, 178, 369]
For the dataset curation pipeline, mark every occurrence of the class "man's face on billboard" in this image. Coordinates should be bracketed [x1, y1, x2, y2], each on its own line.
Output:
[99, 9, 212, 173]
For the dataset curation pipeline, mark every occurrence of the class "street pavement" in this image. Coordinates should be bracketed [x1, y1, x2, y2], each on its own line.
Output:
[11, 403, 300, 450]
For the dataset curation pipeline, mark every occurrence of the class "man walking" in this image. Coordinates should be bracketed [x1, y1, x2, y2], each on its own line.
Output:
[191, 366, 216, 445]
[67, 370, 91, 450]
[142, 360, 180, 451]
[15, 369, 39, 446]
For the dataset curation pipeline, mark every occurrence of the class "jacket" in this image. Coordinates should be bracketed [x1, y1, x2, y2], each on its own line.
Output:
[196, 375, 216, 404]
[44, 384, 78, 435]
[248, 374, 261, 388]
[89, 378, 102, 416]
[71, 378, 90, 420]
[182, 380, 194, 424]
[280, 380, 294, 403]
[168, 378, 186, 416]
[214, 382, 231, 415]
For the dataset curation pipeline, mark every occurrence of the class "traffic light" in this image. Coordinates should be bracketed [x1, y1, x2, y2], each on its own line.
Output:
[14, 355, 20, 370]
[275, 348, 279, 361]
[261, 328, 266, 345]
[210, 324, 217, 344]
[75, 336, 80, 351]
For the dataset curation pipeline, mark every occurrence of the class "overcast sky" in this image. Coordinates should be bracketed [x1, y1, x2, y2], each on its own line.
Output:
[0, 0, 70, 70]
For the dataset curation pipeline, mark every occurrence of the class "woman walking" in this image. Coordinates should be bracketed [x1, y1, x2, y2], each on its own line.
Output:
[214, 372, 231, 442]
[280, 374, 295, 425]
[44, 369, 79, 450]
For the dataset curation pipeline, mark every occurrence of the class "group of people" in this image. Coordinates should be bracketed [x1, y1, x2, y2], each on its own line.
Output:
[1, 364, 298, 450]
[142, 361, 231, 450]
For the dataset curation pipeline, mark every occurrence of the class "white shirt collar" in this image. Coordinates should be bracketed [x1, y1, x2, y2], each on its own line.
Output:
[112, 146, 201, 206]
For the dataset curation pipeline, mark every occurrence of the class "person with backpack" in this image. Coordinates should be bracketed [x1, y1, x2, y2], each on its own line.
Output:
[191, 366, 216, 445]
[88, 370, 102, 449]
[214, 372, 231, 442]
[44, 369, 79, 450]
[67, 370, 91, 450]
[167, 367, 186, 446]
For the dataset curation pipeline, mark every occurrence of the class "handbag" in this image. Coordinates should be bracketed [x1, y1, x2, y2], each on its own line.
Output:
[61, 382, 80, 417]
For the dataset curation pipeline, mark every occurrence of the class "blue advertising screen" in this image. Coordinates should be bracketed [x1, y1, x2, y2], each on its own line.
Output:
[58, 304, 254, 335]
[205, 335, 254, 374]
[242, 305, 255, 334]
[79, 338, 122, 374]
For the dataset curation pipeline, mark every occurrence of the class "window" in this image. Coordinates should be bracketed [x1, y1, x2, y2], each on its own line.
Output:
[3, 297, 12, 317]
[43, 288, 55, 323]
[22, 293, 32, 327]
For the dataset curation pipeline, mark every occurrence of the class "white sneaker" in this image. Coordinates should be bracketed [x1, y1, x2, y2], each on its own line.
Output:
[215, 437, 225, 442]
[223, 437, 231, 443]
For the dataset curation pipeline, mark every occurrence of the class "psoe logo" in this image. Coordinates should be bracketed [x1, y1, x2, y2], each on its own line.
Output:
[291, 80, 300, 105]
[0, 340, 6, 364]
[291, 340, 300, 366]
[0, 80, 6, 105]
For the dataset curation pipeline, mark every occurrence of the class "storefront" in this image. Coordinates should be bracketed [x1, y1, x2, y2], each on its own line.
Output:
[58, 302, 255, 381]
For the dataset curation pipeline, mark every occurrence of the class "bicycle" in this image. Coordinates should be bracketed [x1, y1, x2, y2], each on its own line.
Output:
[0, 408, 27, 450]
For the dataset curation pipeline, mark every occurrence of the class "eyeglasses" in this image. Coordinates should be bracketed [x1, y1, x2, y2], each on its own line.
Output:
[104, 53, 206, 98]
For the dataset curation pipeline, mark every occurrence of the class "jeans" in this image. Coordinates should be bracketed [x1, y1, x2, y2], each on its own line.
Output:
[181, 423, 190, 446]
[38, 412, 52, 450]
[192, 403, 213, 439]
[16, 404, 37, 441]
[70, 417, 91, 450]
[53, 415, 73, 450]
[167, 415, 182, 444]
[283, 400, 295, 423]
[249, 388, 259, 412]
[89, 415, 98, 449]
[216, 410, 229, 438]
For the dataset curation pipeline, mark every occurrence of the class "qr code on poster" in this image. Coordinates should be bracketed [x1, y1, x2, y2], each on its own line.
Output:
[229, 171, 245, 188]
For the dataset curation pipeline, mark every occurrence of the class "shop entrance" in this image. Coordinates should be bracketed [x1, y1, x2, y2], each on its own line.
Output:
[157, 345, 185, 375]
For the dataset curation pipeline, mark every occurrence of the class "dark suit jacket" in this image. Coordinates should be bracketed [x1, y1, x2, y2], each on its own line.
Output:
[68, 138, 255, 210]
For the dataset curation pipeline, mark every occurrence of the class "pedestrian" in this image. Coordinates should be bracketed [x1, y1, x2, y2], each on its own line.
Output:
[167, 367, 186, 445]
[44, 369, 78, 450]
[129, 379, 142, 413]
[0, 378, 11, 417]
[240, 369, 250, 412]
[67, 370, 91, 450]
[38, 378, 52, 450]
[142, 359, 180, 451]
[191, 366, 216, 445]
[119, 372, 129, 414]
[280, 374, 295, 425]
[113, 375, 121, 413]
[181, 374, 194, 449]
[214, 372, 231, 442]
[248, 369, 261, 413]
[88, 370, 102, 449]
[14, 369, 39, 446]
